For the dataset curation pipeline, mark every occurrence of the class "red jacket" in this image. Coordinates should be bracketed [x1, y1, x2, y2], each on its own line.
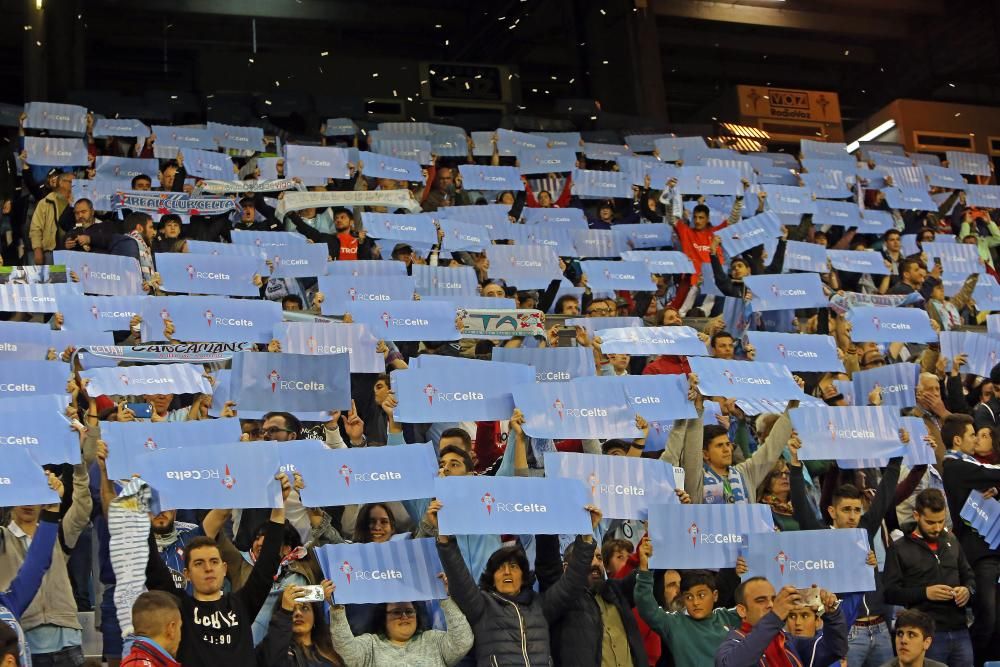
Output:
[642, 355, 690, 376]
[675, 220, 727, 282]
[121, 639, 181, 667]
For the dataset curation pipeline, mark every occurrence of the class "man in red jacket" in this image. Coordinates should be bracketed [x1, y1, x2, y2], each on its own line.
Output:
[121, 591, 182, 667]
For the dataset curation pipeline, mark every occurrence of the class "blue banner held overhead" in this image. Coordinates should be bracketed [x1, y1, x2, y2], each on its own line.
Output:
[521, 207, 588, 229]
[718, 211, 783, 256]
[230, 351, 351, 412]
[512, 377, 643, 440]
[179, 148, 234, 180]
[23, 102, 88, 134]
[92, 118, 149, 139]
[939, 331, 1000, 379]
[392, 360, 534, 422]
[23, 137, 89, 167]
[603, 375, 698, 422]
[486, 244, 563, 289]
[0, 283, 80, 314]
[620, 250, 694, 275]
[429, 125, 469, 157]
[141, 296, 281, 345]
[946, 151, 992, 177]
[492, 346, 596, 382]
[317, 275, 416, 315]
[361, 212, 439, 246]
[135, 441, 282, 510]
[274, 321, 383, 374]
[565, 316, 643, 336]
[0, 447, 61, 506]
[207, 122, 266, 152]
[570, 168, 633, 199]
[812, 199, 863, 228]
[359, 151, 423, 182]
[150, 126, 216, 151]
[0, 360, 69, 398]
[53, 251, 145, 297]
[974, 281, 1000, 314]
[342, 300, 459, 342]
[837, 416, 939, 470]
[883, 187, 937, 212]
[156, 253, 261, 298]
[457, 165, 524, 192]
[81, 363, 214, 397]
[745, 528, 874, 593]
[763, 185, 816, 215]
[851, 362, 920, 408]
[545, 453, 676, 520]
[95, 157, 159, 182]
[438, 218, 490, 252]
[285, 145, 351, 181]
[572, 231, 623, 259]
[315, 538, 446, 605]
[858, 210, 895, 234]
[102, 418, 243, 481]
[846, 306, 938, 343]
[595, 325, 707, 357]
[411, 264, 479, 298]
[582, 142, 628, 161]
[675, 166, 742, 196]
[281, 442, 438, 507]
[0, 408, 79, 465]
[744, 273, 827, 312]
[266, 244, 330, 279]
[435, 476, 591, 536]
[801, 140, 852, 162]
[965, 185, 1000, 209]
[323, 118, 358, 136]
[799, 171, 852, 200]
[445, 204, 512, 232]
[325, 260, 407, 279]
[58, 294, 146, 332]
[230, 229, 308, 248]
[960, 491, 1000, 550]
[791, 405, 904, 461]
[611, 223, 673, 250]
[653, 137, 710, 163]
[826, 250, 891, 275]
[745, 332, 844, 373]
[369, 137, 433, 164]
[518, 148, 578, 175]
[579, 261, 656, 291]
[783, 240, 828, 273]
[648, 503, 775, 570]
[687, 357, 803, 401]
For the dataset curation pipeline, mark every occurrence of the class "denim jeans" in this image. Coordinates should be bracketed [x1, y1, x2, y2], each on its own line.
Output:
[845, 621, 894, 667]
[31, 646, 85, 667]
[925, 628, 973, 667]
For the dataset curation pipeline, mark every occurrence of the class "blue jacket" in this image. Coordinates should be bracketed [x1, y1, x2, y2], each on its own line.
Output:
[714, 607, 847, 667]
[0, 513, 59, 667]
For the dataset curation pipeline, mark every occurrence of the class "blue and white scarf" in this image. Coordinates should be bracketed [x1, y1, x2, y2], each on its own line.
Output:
[703, 464, 749, 504]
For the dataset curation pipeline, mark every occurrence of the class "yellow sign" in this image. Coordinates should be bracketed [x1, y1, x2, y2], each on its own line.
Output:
[737, 85, 841, 123]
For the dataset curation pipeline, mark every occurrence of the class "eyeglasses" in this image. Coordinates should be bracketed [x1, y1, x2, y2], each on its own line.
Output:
[262, 426, 295, 437]
[368, 518, 392, 528]
[387, 608, 416, 619]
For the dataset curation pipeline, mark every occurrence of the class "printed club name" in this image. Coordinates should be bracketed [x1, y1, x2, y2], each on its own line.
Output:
[0, 436, 39, 445]
[0, 384, 37, 392]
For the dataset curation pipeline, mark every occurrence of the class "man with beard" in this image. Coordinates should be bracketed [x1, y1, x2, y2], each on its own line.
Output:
[149, 511, 202, 591]
[536, 531, 648, 667]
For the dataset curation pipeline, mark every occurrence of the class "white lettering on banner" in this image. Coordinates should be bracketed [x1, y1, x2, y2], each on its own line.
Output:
[722, 370, 772, 386]
[85, 272, 122, 281]
[537, 371, 571, 381]
[701, 179, 725, 185]
[878, 383, 909, 393]
[277, 259, 309, 267]
[606, 273, 635, 280]
[385, 317, 430, 327]
[0, 436, 40, 445]
[125, 377, 172, 385]
[786, 351, 818, 358]
[631, 395, 661, 404]
[214, 318, 254, 327]
[494, 502, 548, 512]
[596, 483, 645, 496]
[354, 294, 391, 301]
[511, 259, 544, 268]
[437, 391, 485, 401]
[353, 471, 403, 482]
[195, 272, 231, 280]
[390, 225, 418, 232]
[11, 296, 55, 303]
[92, 310, 137, 319]
[970, 501, 991, 523]
[789, 254, 812, 262]
[166, 469, 221, 480]
[0, 384, 37, 392]
[699, 533, 743, 544]
[788, 559, 836, 571]
[435, 282, 463, 289]
[277, 381, 326, 391]
[304, 160, 331, 167]
[354, 569, 404, 581]
[0, 344, 17, 351]
[0, 478, 10, 485]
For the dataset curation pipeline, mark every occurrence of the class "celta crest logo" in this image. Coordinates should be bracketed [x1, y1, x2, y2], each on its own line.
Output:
[424, 384, 436, 405]
[221, 464, 236, 489]
[340, 561, 354, 584]
[269, 370, 281, 392]
[588, 473, 598, 496]
[339, 464, 352, 487]
[481, 492, 495, 515]
[348, 287, 358, 301]
[688, 522, 699, 548]
[160, 308, 170, 321]
[872, 316, 881, 330]
[775, 550, 789, 575]
[204, 310, 214, 327]
[777, 343, 786, 358]
[119, 374, 130, 386]
[186, 265, 196, 280]
[381, 312, 391, 328]
[724, 370, 734, 384]
[81, 264, 91, 281]
[307, 336, 318, 354]
[90, 304, 100, 320]
[828, 420, 837, 440]
[553, 398, 564, 419]
[144, 438, 157, 451]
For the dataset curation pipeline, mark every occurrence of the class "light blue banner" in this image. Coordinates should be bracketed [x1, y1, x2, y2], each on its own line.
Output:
[570, 168, 632, 199]
[565, 316, 643, 336]
[361, 212, 439, 246]
[156, 253, 260, 297]
[518, 148, 578, 175]
[494, 224, 573, 258]
[579, 260, 655, 291]
[0, 407, 79, 464]
[582, 142, 628, 161]
[859, 209, 895, 234]
[744, 273, 826, 312]
[966, 185, 1000, 209]
[521, 207, 588, 228]
[283, 442, 437, 508]
[345, 300, 460, 342]
[274, 321, 382, 374]
[620, 250, 694, 274]
[53, 251, 145, 296]
[231, 229, 309, 247]
[429, 125, 468, 157]
[800, 171, 852, 199]
[23, 137, 88, 166]
[230, 351, 351, 412]
[851, 362, 919, 408]
[486, 244, 563, 289]
[492, 346, 596, 382]
[73, 178, 132, 212]
[393, 361, 533, 422]
[56, 294, 145, 332]
[675, 166, 742, 196]
[207, 122, 265, 152]
[791, 406, 904, 461]
[323, 118, 358, 136]
[826, 249, 891, 275]
[457, 165, 524, 191]
[435, 476, 591, 536]
[135, 441, 282, 509]
[757, 167, 798, 186]
[0, 283, 80, 314]
[93, 118, 150, 139]
[603, 374, 698, 422]
[369, 137, 432, 164]
[801, 140, 852, 161]
[764, 185, 816, 215]
[812, 199, 863, 227]
[838, 416, 937, 469]
[102, 418, 242, 481]
[512, 377, 643, 440]
[883, 187, 937, 212]
[24, 102, 87, 134]
[438, 218, 490, 252]
[141, 296, 281, 344]
[960, 491, 1000, 550]
[745, 332, 844, 372]
[783, 240, 828, 273]
[922, 241, 980, 275]
[359, 151, 423, 182]
[612, 224, 673, 250]
[653, 137, 710, 163]
[595, 325, 706, 356]
[180, 148, 235, 180]
[947, 151, 991, 177]
[746, 528, 874, 593]
[317, 275, 416, 315]
[718, 211, 782, 256]
[688, 357, 803, 401]
[267, 244, 330, 279]
[974, 280, 1000, 313]
[95, 157, 159, 181]
[572, 230, 624, 259]
[846, 306, 938, 343]
[0, 447, 61, 506]
[411, 264, 479, 298]
[648, 503, 775, 570]
[325, 260, 407, 279]
[285, 145, 351, 181]
[545, 452, 676, 520]
[0, 360, 69, 398]
[447, 204, 512, 232]
[940, 331, 1000, 378]
[315, 538, 446, 604]
[151, 126, 216, 150]
[82, 363, 213, 397]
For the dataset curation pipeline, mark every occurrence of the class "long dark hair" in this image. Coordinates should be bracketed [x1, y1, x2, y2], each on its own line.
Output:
[271, 597, 343, 666]
[370, 601, 429, 641]
[478, 545, 535, 594]
[352, 503, 397, 543]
